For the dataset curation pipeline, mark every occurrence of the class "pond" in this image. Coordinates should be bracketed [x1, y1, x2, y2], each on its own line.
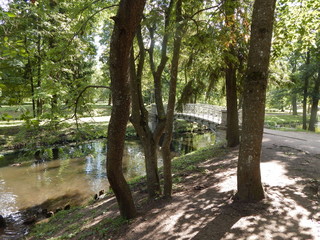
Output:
[0, 131, 216, 219]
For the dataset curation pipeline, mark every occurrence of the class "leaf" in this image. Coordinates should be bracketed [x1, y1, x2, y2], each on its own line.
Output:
[4, 12, 16, 18]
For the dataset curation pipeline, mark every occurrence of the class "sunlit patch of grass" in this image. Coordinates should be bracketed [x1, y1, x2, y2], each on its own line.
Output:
[264, 113, 320, 133]
[171, 143, 226, 174]
[264, 114, 304, 127]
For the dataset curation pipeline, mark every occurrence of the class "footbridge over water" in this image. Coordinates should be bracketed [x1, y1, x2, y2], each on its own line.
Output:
[150, 103, 241, 131]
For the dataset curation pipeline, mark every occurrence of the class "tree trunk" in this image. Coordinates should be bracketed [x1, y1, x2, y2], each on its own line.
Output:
[107, 0, 145, 220]
[26, 58, 36, 118]
[162, 0, 183, 197]
[291, 94, 298, 115]
[130, 1, 174, 198]
[36, 34, 43, 117]
[130, 29, 161, 198]
[308, 67, 320, 131]
[143, 135, 161, 197]
[236, 0, 276, 202]
[303, 51, 310, 130]
[224, 0, 240, 147]
[226, 64, 240, 147]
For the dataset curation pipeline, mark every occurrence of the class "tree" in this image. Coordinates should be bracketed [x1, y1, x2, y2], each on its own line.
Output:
[1, 0, 98, 120]
[130, 0, 174, 198]
[236, 0, 277, 202]
[106, 0, 146, 219]
[308, 62, 320, 131]
[223, 0, 240, 147]
[161, 0, 184, 197]
[302, 51, 311, 130]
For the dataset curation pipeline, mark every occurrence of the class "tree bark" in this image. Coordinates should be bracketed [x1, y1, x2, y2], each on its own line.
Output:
[162, 0, 183, 197]
[236, 0, 276, 202]
[224, 0, 240, 147]
[303, 51, 311, 130]
[291, 94, 298, 115]
[308, 67, 320, 131]
[107, 0, 145, 219]
[226, 64, 240, 147]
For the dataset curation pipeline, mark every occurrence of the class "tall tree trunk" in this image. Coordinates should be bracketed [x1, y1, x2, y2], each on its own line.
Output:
[303, 51, 311, 129]
[236, 0, 276, 202]
[226, 64, 240, 147]
[162, 0, 183, 197]
[107, 0, 145, 219]
[308, 67, 320, 131]
[224, 0, 240, 147]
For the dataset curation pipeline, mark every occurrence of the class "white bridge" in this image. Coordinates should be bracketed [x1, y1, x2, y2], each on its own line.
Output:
[150, 103, 240, 131]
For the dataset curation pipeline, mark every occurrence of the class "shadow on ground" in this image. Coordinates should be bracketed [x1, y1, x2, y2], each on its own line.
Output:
[119, 143, 320, 240]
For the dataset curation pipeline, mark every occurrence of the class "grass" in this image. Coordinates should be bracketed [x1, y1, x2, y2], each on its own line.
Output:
[0, 104, 33, 120]
[264, 113, 320, 133]
[264, 113, 305, 127]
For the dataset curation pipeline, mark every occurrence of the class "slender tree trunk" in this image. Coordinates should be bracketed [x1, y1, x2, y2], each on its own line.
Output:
[130, 45, 161, 197]
[308, 67, 320, 131]
[130, 1, 174, 198]
[291, 94, 298, 115]
[224, 0, 240, 147]
[26, 58, 36, 118]
[226, 64, 240, 147]
[143, 136, 161, 197]
[236, 0, 276, 202]
[303, 51, 311, 129]
[130, 29, 161, 198]
[162, 0, 183, 197]
[107, 0, 145, 219]
[36, 34, 42, 117]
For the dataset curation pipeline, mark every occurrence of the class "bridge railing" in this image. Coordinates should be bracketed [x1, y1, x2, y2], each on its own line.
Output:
[180, 104, 224, 124]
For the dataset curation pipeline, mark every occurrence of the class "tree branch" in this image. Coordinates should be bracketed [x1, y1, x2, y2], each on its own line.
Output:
[74, 85, 110, 129]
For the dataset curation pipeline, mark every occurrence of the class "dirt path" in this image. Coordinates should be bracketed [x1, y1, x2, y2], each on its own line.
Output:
[263, 128, 320, 155]
[117, 129, 320, 240]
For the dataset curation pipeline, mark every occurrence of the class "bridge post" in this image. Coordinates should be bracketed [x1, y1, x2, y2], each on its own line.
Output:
[221, 109, 227, 127]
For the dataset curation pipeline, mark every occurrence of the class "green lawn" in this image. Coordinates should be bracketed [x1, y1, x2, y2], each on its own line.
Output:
[264, 113, 319, 133]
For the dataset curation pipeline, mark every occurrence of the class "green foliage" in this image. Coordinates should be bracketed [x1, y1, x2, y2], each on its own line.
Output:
[0, 0, 103, 120]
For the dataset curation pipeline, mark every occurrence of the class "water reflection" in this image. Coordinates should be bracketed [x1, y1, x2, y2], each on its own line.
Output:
[0, 131, 215, 217]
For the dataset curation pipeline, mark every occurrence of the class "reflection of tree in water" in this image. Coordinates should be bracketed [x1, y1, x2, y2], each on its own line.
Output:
[172, 132, 216, 155]
[0, 179, 18, 216]
[122, 142, 146, 180]
[84, 141, 107, 193]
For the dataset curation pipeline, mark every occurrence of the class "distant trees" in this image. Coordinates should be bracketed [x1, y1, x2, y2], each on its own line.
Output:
[270, 0, 320, 131]
[0, 0, 100, 120]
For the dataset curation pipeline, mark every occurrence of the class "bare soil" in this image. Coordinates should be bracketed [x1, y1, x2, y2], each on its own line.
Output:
[115, 130, 320, 240]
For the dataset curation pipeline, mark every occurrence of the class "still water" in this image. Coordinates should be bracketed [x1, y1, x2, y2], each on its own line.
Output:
[0, 131, 215, 217]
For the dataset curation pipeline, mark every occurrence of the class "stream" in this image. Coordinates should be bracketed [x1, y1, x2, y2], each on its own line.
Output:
[0, 130, 216, 239]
